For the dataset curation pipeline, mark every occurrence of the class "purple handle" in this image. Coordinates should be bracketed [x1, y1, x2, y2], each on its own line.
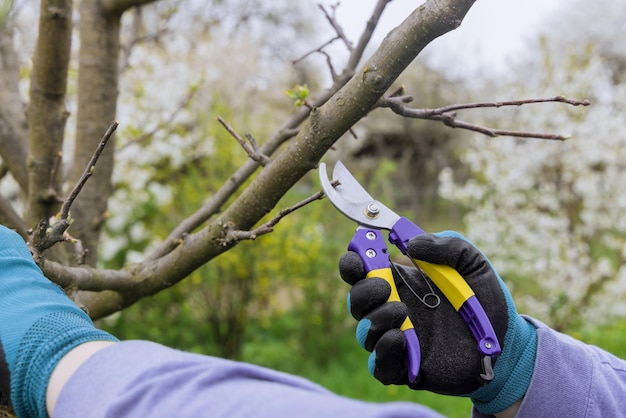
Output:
[348, 227, 421, 382]
[403, 329, 420, 382]
[388, 217, 426, 255]
[459, 296, 501, 356]
[348, 228, 392, 272]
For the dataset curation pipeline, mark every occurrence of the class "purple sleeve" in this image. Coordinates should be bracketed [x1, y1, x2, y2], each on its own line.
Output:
[473, 316, 626, 417]
[53, 340, 444, 418]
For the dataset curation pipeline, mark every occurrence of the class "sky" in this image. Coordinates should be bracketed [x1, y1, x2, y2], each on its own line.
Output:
[317, 0, 568, 77]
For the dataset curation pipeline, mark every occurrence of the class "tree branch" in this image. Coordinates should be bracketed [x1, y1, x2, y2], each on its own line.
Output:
[217, 116, 271, 166]
[145, 46, 361, 261]
[0, 193, 27, 237]
[0, 18, 28, 190]
[219, 188, 328, 244]
[347, 0, 391, 71]
[60, 120, 118, 221]
[318, 3, 353, 53]
[24, 0, 73, 227]
[379, 95, 591, 140]
[28, 121, 118, 258]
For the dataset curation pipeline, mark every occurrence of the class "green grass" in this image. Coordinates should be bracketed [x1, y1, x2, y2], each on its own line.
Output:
[240, 312, 626, 418]
[241, 319, 472, 417]
[292, 343, 472, 417]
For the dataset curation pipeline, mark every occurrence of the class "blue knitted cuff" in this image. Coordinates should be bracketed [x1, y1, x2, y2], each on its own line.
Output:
[11, 310, 118, 418]
[470, 315, 537, 414]
[433, 232, 538, 413]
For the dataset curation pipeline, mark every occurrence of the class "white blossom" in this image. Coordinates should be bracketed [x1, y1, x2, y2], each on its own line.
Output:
[442, 13, 626, 328]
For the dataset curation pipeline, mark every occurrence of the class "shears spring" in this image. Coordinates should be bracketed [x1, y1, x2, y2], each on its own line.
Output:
[390, 262, 441, 309]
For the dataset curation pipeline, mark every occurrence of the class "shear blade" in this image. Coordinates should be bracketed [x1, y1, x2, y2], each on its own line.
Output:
[319, 161, 399, 230]
[331, 161, 377, 203]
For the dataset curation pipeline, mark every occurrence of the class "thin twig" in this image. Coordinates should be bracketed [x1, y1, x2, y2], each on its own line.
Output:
[217, 116, 271, 166]
[221, 189, 329, 243]
[379, 95, 591, 140]
[318, 3, 353, 53]
[437, 115, 571, 140]
[295, 0, 390, 82]
[60, 120, 118, 221]
[425, 96, 589, 117]
[292, 36, 340, 65]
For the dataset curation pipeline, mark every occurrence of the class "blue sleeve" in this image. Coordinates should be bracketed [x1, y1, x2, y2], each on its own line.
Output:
[473, 316, 626, 417]
[52, 340, 444, 418]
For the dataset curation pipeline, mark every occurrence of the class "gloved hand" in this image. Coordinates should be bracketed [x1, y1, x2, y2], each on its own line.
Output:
[339, 231, 537, 415]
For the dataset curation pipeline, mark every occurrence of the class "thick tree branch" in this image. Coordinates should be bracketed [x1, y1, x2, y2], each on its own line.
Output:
[68, 0, 123, 266]
[55, 0, 479, 319]
[0, 111, 27, 190]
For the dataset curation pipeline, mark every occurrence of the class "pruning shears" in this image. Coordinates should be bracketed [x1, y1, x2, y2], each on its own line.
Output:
[319, 161, 501, 383]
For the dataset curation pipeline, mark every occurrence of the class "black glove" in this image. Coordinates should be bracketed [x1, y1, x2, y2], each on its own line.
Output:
[339, 231, 537, 414]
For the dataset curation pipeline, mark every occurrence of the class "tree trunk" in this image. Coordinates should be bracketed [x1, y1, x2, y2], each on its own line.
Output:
[68, 0, 121, 266]
[25, 0, 73, 226]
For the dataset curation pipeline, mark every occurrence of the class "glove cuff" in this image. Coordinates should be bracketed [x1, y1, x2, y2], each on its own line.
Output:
[11, 311, 118, 418]
[470, 316, 537, 414]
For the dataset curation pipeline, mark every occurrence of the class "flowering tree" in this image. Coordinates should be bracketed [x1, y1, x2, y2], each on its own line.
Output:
[440, 4, 626, 330]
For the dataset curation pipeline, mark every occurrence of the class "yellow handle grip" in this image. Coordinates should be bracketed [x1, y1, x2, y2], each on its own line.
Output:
[367, 267, 414, 332]
[413, 260, 475, 311]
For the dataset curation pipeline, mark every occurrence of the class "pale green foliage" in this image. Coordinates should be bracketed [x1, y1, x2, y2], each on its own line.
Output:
[440, 11, 626, 330]
[285, 84, 310, 107]
[0, 0, 11, 27]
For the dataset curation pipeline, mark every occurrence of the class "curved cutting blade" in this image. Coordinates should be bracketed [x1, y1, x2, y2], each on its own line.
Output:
[319, 161, 400, 230]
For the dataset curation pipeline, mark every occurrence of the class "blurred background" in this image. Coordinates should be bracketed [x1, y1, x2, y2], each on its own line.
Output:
[4, 0, 626, 415]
